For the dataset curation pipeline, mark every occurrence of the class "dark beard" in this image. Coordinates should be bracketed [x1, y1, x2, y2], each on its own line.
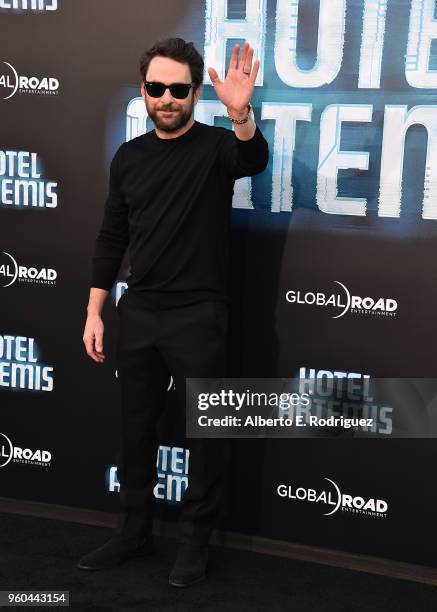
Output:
[147, 101, 194, 133]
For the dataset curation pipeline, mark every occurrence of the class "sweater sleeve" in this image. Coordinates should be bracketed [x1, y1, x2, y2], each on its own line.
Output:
[91, 145, 129, 291]
[218, 123, 269, 180]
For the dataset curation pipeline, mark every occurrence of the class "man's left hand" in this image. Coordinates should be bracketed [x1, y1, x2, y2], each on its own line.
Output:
[208, 41, 259, 117]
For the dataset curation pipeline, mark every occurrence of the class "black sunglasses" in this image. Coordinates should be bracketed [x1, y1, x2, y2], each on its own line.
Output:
[144, 80, 196, 99]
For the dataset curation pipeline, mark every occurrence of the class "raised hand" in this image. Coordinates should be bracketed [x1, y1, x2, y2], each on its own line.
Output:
[208, 41, 259, 114]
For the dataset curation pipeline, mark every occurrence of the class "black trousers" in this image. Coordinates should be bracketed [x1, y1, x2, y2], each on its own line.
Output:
[114, 288, 231, 546]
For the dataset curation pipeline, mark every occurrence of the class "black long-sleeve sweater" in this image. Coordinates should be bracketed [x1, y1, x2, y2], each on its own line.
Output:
[91, 119, 269, 308]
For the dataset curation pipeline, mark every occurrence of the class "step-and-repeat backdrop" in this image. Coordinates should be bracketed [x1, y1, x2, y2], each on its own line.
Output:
[2, 0, 437, 567]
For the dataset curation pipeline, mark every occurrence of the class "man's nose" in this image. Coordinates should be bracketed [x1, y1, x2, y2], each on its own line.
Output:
[161, 87, 174, 103]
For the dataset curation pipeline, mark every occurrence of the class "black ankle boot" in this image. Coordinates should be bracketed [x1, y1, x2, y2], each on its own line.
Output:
[77, 483, 156, 571]
[77, 533, 154, 571]
[168, 543, 209, 587]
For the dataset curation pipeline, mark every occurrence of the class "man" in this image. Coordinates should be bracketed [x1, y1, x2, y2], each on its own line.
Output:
[78, 37, 269, 587]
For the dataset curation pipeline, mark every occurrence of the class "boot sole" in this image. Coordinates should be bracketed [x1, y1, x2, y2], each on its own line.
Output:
[77, 546, 154, 571]
[168, 572, 206, 588]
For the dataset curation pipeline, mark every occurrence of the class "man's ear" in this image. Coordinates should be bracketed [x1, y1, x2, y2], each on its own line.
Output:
[194, 85, 201, 104]
[140, 81, 146, 100]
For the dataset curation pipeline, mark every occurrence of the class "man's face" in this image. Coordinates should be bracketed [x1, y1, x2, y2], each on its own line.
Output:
[141, 56, 200, 132]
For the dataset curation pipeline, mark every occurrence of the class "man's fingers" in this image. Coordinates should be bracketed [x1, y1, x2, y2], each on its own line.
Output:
[238, 41, 249, 71]
[93, 334, 105, 363]
[83, 334, 105, 362]
[229, 43, 240, 70]
[243, 47, 254, 74]
[83, 336, 97, 360]
[95, 334, 103, 353]
[250, 58, 260, 83]
[208, 66, 222, 86]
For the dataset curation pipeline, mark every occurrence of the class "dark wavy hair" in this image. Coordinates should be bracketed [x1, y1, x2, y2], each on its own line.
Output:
[139, 37, 204, 90]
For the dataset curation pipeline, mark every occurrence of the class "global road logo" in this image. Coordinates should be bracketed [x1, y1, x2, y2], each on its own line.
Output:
[277, 477, 388, 519]
[0, 432, 51, 468]
[0, 61, 59, 99]
[0, 251, 57, 287]
[286, 281, 397, 318]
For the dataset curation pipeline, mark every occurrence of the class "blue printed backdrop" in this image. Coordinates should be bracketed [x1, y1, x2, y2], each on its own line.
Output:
[110, 0, 437, 226]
